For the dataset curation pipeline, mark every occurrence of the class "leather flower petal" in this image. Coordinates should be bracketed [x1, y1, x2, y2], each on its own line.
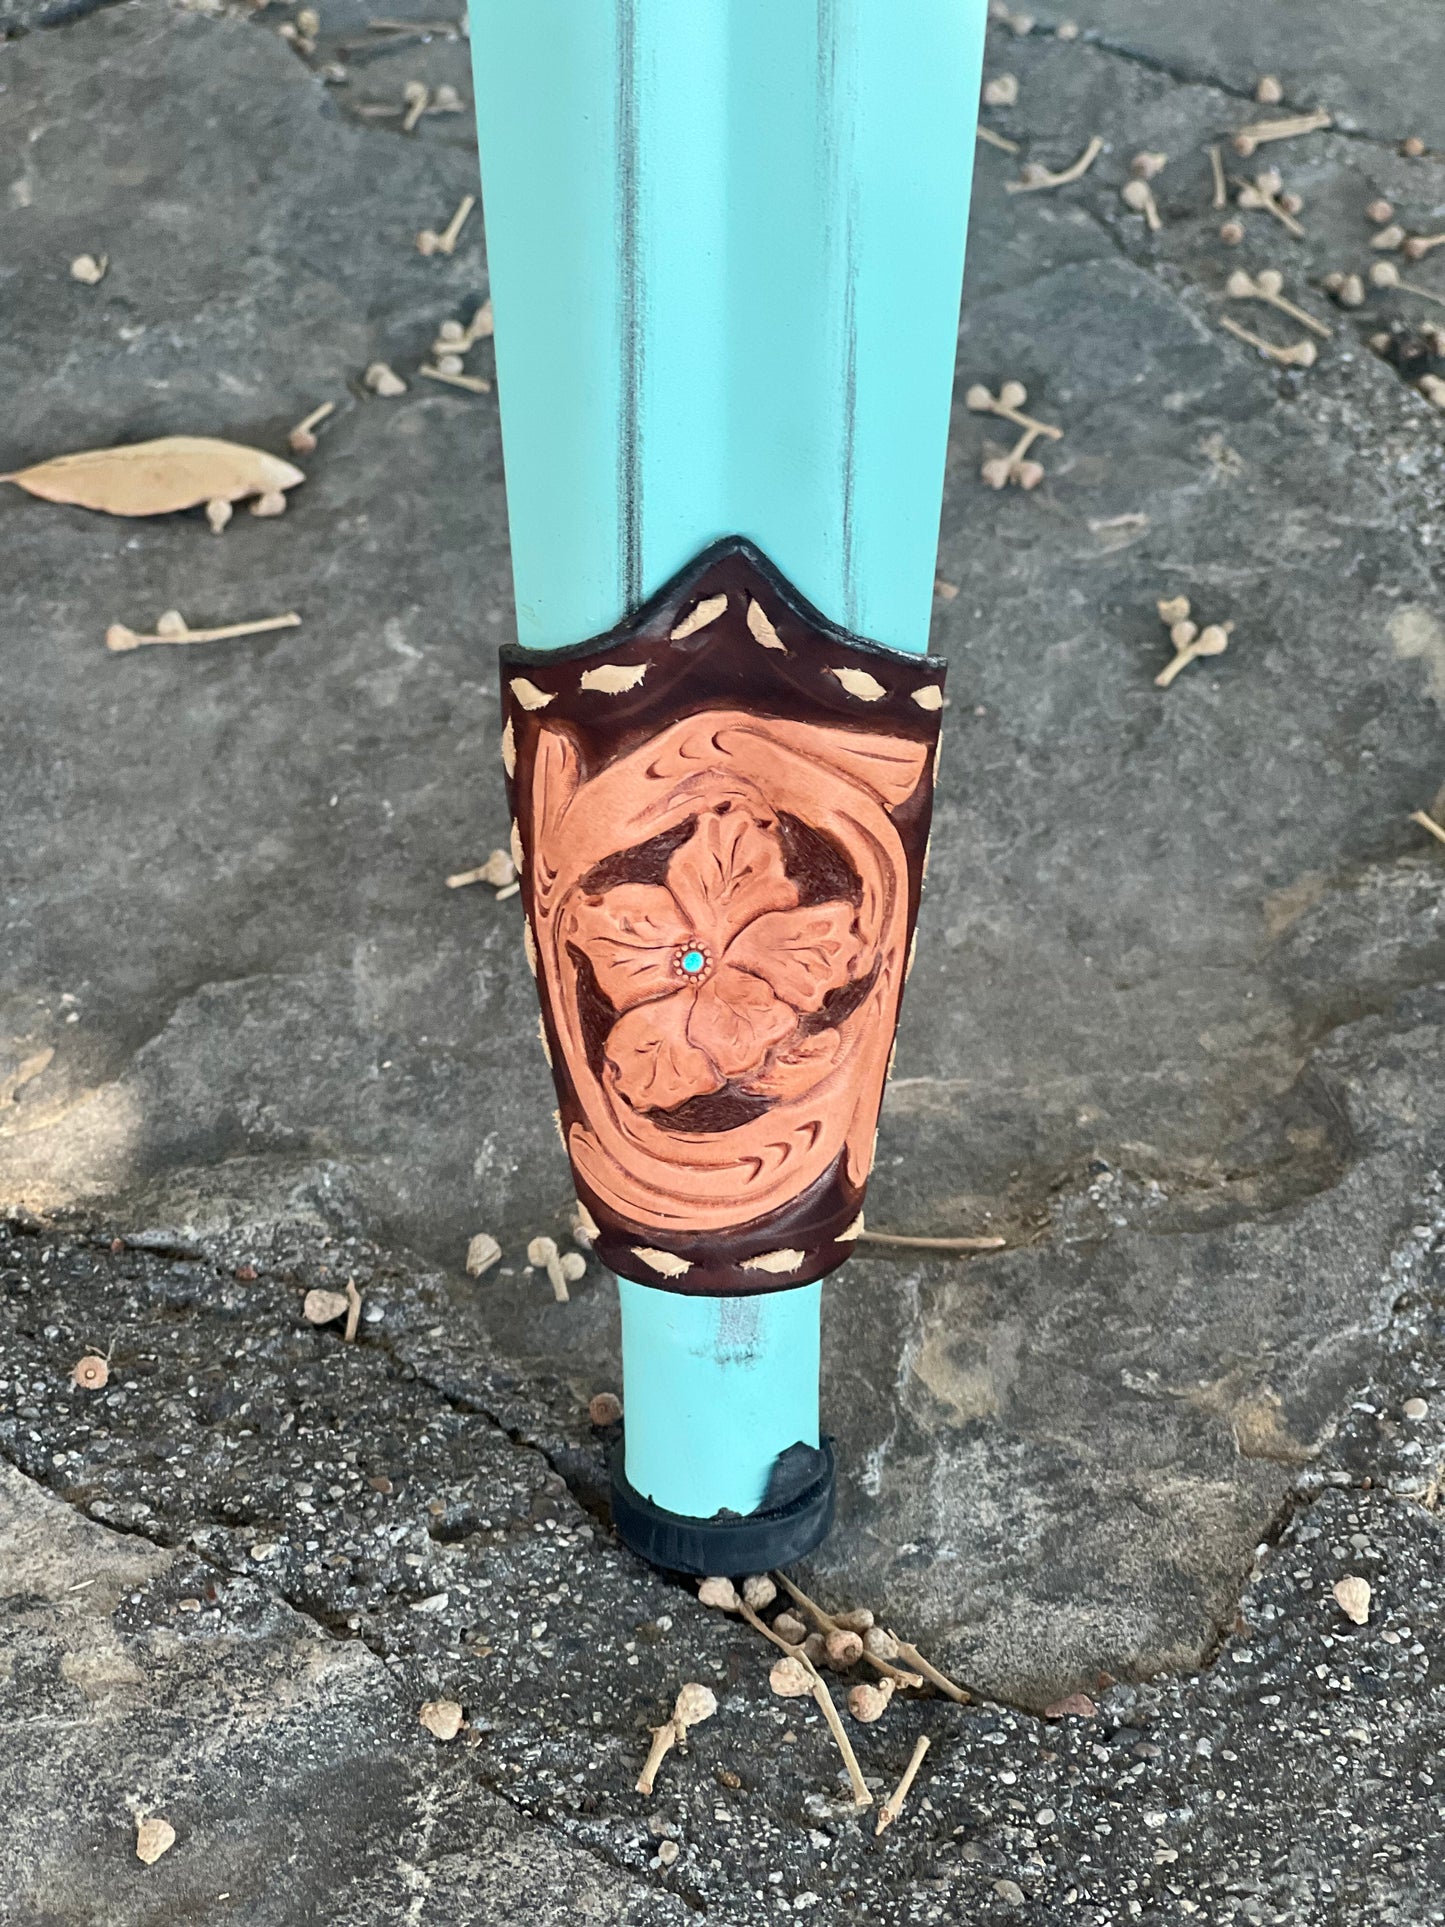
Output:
[667, 808, 796, 950]
[725, 902, 861, 1013]
[687, 965, 797, 1080]
[604, 993, 723, 1111]
[564, 885, 690, 1010]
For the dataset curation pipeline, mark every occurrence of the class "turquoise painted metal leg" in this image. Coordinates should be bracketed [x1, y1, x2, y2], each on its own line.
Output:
[618, 1279, 821, 1520]
[469, 1, 985, 1563]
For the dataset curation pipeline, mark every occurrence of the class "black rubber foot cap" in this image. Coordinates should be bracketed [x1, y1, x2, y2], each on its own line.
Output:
[610, 1435, 836, 1576]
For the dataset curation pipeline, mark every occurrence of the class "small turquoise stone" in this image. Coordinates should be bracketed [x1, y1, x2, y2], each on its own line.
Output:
[680, 949, 705, 975]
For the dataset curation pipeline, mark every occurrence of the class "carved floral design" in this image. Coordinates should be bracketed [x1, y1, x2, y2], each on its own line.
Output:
[564, 807, 862, 1112]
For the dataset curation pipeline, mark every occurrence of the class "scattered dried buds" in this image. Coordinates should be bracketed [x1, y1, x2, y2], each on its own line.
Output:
[1231, 106, 1331, 157]
[526, 1234, 575, 1302]
[1371, 224, 1407, 252]
[1153, 594, 1234, 687]
[698, 1575, 741, 1613]
[1219, 220, 1245, 247]
[981, 73, 1018, 107]
[825, 1628, 864, 1669]
[1369, 260, 1445, 308]
[1007, 134, 1103, 193]
[770, 1656, 813, 1698]
[1322, 270, 1366, 309]
[1402, 135, 1426, 159]
[1404, 233, 1445, 261]
[743, 1574, 778, 1611]
[966, 381, 1063, 447]
[70, 1352, 109, 1391]
[1226, 267, 1331, 337]
[416, 193, 475, 256]
[1218, 313, 1318, 367]
[588, 1391, 623, 1426]
[70, 252, 107, 285]
[446, 848, 516, 891]
[105, 610, 301, 653]
[847, 1680, 895, 1723]
[773, 1610, 808, 1645]
[1121, 176, 1161, 231]
[1236, 169, 1305, 237]
[287, 401, 334, 454]
[1366, 198, 1395, 226]
[1254, 75, 1283, 106]
[364, 361, 407, 396]
[637, 1684, 717, 1794]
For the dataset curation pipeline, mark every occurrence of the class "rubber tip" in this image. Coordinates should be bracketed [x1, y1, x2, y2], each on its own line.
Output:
[610, 1435, 836, 1576]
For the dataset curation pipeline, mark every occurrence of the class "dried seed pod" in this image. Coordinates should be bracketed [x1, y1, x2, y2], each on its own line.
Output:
[863, 1625, 902, 1661]
[1366, 198, 1395, 225]
[965, 382, 996, 412]
[70, 252, 108, 284]
[1130, 151, 1168, 179]
[1219, 220, 1245, 246]
[1404, 233, 1445, 261]
[70, 1353, 109, 1391]
[1256, 167, 1283, 197]
[1014, 458, 1045, 489]
[847, 1679, 895, 1723]
[981, 73, 1018, 107]
[801, 1631, 827, 1664]
[559, 1250, 587, 1283]
[1332, 1575, 1371, 1624]
[1372, 224, 1406, 252]
[1121, 178, 1161, 230]
[206, 498, 233, 534]
[833, 1607, 875, 1633]
[364, 362, 407, 397]
[1157, 595, 1192, 625]
[980, 454, 1013, 490]
[526, 1234, 558, 1267]
[772, 1610, 808, 1645]
[419, 1698, 464, 1740]
[1056, 19, 1078, 39]
[1402, 135, 1425, 158]
[824, 1628, 864, 1669]
[742, 1574, 778, 1611]
[588, 1390, 622, 1426]
[465, 1231, 501, 1276]
[1370, 261, 1401, 288]
[1325, 272, 1366, 309]
[770, 1656, 813, 1698]
[673, 1682, 718, 1730]
[698, 1576, 740, 1612]
[1255, 74, 1283, 105]
[997, 378, 1027, 410]
[1418, 374, 1445, 408]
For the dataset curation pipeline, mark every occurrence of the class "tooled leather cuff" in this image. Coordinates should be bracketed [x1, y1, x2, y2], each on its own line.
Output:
[500, 537, 944, 1296]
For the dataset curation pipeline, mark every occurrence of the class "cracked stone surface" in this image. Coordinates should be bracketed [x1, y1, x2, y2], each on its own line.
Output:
[2, 4, 1445, 1914]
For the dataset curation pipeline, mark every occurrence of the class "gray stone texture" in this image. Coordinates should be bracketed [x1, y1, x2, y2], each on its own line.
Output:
[2, 4, 1445, 1916]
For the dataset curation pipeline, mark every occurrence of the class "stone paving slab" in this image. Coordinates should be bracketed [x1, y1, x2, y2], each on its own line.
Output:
[1, 3, 1445, 1892]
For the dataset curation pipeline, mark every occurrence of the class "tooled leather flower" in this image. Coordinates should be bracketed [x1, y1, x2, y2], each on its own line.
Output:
[562, 806, 862, 1112]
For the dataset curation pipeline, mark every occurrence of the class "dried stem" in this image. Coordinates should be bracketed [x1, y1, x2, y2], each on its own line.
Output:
[1231, 107, 1331, 156]
[1209, 144, 1227, 210]
[419, 365, 492, 394]
[1218, 314, 1316, 366]
[889, 1637, 970, 1704]
[876, 1735, 931, 1836]
[976, 125, 1020, 154]
[105, 612, 301, 653]
[636, 1722, 677, 1796]
[858, 1229, 1006, 1252]
[1410, 809, 1445, 848]
[343, 1276, 362, 1343]
[1006, 134, 1103, 194]
[733, 1599, 871, 1806]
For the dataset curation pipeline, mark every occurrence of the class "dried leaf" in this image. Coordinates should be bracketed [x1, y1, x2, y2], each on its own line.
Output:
[828, 667, 887, 702]
[3, 436, 304, 517]
[579, 662, 647, 693]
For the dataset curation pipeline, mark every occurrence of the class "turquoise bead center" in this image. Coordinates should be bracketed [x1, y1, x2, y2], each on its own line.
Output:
[680, 949, 706, 976]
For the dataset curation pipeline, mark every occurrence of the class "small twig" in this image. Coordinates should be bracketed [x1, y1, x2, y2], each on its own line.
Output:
[1235, 173, 1306, 239]
[1231, 107, 1331, 157]
[1369, 261, 1445, 309]
[808, 1668, 872, 1808]
[772, 1575, 924, 1690]
[401, 80, 430, 132]
[876, 1735, 931, 1836]
[419, 364, 492, 394]
[1218, 313, 1317, 367]
[343, 1276, 362, 1343]
[889, 1637, 970, 1704]
[858, 1229, 1006, 1252]
[965, 381, 1063, 441]
[1226, 268, 1332, 338]
[1006, 134, 1103, 193]
[417, 194, 476, 257]
[105, 612, 301, 653]
[1409, 809, 1445, 848]
[1208, 144, 1227, 210]
[976, 125, 1020, 154]
[636, 1722, 677, 1795]
[288, 400, 335, 454]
